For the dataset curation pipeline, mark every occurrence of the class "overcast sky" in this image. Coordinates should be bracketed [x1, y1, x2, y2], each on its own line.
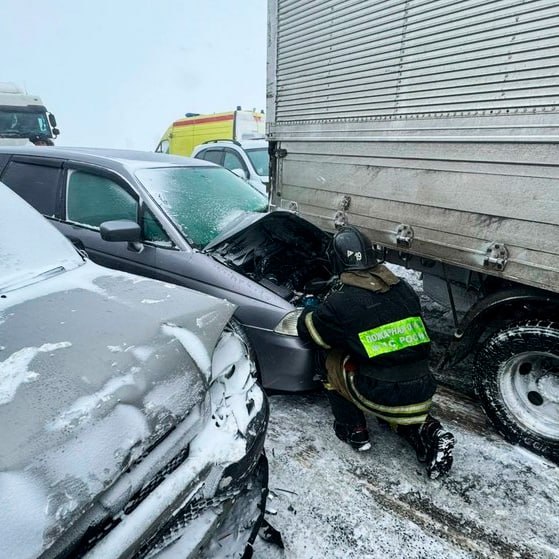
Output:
[4, 0, 267, 150]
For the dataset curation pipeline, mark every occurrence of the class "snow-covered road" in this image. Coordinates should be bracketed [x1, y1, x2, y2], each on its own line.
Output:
[253, 267, 559, 558]
[255, 387, 559, 558]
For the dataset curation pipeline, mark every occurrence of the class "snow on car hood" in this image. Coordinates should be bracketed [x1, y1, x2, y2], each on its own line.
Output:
[0, 260, 235, 558]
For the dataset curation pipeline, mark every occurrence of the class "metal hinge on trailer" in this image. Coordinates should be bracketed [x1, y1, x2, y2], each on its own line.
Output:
[280, 199, 299, 213]
[483, 242, 509, 271]
[395, 224, 414, 248]
[334, 195, 351, 229]
[269, 141, 287, 159]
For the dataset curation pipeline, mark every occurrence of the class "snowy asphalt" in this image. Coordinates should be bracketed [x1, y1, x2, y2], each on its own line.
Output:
[253, 268, 559, 558]
[253, 388, 559, 558]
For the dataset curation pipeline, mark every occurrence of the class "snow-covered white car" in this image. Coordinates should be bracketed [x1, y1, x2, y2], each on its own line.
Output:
[0, 184, 268, 558]
[192, 139, 269, 195]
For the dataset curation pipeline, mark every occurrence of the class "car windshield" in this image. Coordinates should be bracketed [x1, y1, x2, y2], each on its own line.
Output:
[135, 166, 268, 248]
[0, 108, 52, 139]
[0, 184, 83, 292]
[245, 148, 269, 177]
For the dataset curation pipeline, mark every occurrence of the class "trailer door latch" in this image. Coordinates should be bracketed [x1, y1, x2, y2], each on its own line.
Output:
[484, 242, 508, 271]
[396, 224, 414, 248]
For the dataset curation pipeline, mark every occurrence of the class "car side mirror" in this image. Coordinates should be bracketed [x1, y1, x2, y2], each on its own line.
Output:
[100, 220, 143, 252]
[231, 168, 248, 180]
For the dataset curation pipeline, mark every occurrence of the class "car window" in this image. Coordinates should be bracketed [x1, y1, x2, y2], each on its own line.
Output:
[0, 154, 10, 174]
[142, 206, 172, 245]
[223, 150, 247, 173]
[198, 149, 223, 165]
[66, 170, 138, 228]
[1, 161, 60, 216]
[245, 148, 269, 177]
[155, 139, 169, 154]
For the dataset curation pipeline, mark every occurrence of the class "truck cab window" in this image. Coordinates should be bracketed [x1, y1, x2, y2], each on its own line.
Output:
[66, 170, 137, 228]
[0, 109, 51, 139]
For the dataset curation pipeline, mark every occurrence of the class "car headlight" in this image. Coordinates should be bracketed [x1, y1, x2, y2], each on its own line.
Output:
[273, 309, 303, 336]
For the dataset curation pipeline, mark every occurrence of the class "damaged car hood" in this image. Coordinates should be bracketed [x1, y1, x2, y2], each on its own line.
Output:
[204, 210, 329, 254]
[204, 211, 332, 301]
[0, 261, 235, 557]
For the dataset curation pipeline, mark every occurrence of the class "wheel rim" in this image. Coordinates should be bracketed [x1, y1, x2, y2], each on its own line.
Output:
[499, 351, 559, 440]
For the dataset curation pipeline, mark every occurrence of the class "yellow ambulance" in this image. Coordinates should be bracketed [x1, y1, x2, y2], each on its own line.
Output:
[156, 108, 265, 157]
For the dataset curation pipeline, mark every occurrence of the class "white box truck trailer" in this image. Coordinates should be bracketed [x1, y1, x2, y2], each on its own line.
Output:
[267, 0, 559, 461]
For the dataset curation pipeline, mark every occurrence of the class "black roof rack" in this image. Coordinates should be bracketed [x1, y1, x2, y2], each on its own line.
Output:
[201, 139, 242, 146]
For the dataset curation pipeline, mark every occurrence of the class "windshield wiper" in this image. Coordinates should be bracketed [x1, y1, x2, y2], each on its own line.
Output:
[0, 266, 66, 294]
[35, 266, 66, 280]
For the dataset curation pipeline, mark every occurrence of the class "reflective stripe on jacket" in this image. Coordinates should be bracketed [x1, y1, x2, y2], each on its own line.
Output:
[296, 270, 431, 378]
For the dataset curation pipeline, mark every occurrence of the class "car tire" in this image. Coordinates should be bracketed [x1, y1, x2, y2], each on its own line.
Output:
[474, 320, 559, 463]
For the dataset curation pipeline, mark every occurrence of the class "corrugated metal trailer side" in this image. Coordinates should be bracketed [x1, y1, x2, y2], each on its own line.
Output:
[267, 0, 559, 294]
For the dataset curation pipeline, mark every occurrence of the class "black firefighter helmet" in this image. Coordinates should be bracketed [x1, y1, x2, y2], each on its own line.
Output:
[329, 225, 378, 274]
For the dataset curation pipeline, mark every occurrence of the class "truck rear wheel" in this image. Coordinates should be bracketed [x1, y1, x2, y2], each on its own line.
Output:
[474, 320, 559, 463]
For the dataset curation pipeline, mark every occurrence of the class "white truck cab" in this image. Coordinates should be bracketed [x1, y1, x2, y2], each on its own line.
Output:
[0, 83, 59, 146]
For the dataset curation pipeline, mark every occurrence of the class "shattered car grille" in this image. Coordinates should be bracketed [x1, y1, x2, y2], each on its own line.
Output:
[137, 454, 268, 559]
[72, 442, 192, 557]
[123, 445, 191, 516]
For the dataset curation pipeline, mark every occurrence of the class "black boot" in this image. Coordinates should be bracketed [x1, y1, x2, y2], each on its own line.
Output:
[333, 421, 372, 451]
[325, 390, 371, 451]
[398, 415, 455, 479]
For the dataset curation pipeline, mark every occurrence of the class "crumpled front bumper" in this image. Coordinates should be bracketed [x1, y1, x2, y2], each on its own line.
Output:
[76, 328, 269, 559]
[78, 397, 269, 559]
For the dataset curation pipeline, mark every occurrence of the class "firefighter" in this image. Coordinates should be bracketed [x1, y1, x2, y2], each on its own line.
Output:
[297, 225, 455, 479]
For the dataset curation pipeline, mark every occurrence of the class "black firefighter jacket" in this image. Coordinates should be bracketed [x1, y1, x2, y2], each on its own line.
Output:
[297, 267, 432, 382]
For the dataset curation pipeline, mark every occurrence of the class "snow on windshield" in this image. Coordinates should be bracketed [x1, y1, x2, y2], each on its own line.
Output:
[0, 185, 82, 291]
[135, 166, 267, 248]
